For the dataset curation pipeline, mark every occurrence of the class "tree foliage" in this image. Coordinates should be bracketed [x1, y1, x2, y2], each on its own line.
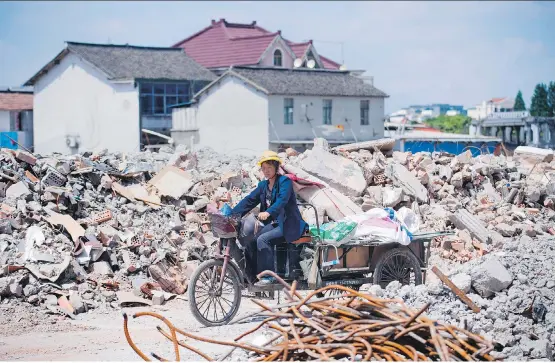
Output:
[425, 115, 471, 134]
[530, 83, 550, 117]
[514, 90, 526, 111]
[548, 81, 555, 117]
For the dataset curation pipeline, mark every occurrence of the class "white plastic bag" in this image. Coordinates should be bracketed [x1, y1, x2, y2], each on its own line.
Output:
[344, 208, 412, 245]
[396, 207, 421, 234]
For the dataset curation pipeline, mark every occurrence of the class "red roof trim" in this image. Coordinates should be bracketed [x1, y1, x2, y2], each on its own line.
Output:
[230, 32, 279, 41]
[172, 20, 224, 48]
[319, 55, 341, 68]
[174, 20, 341, 69]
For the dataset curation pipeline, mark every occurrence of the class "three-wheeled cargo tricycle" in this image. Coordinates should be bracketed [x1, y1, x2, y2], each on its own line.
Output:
[188, 203, 452, 327]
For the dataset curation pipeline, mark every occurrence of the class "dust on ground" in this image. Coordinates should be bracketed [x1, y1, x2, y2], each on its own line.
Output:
[0, 297, 263, 361]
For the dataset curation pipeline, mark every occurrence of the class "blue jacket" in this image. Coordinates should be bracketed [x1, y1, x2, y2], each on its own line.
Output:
[231, 175, 308, 243]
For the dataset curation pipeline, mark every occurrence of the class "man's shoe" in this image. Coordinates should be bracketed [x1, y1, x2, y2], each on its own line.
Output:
[255, 277, 277, 286]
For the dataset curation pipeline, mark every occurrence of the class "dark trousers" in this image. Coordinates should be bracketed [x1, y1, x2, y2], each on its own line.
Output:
[255, 223, 284, 275]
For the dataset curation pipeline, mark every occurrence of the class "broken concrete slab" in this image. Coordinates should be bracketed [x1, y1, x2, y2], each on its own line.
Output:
[6, 182, 30, 198]
[152, 290, 165, 305]
[450, 273, 472, 294]
[282, 164, 362, 221]
[147, 166, 194, 199]
[9, 282, 23, 297]
[382, 186, 403, 208]
[514, 146, 554, 163]
[116, 291, 152, 306]
[449, 209, 504, 246]
[384, 163, 428, 203]
[300, 144, 366, 197]
[91, 261, 113, 276]
[69, 292, 86, 314]
[363, 186, 383, 210]
[332, 138, 396, 153]
[25, 255, 72, 283]
[470, 257, 513, 298]
[496, 223, 517, 237]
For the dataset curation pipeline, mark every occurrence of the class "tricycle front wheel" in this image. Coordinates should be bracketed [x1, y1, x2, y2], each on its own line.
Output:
[188, 259, 241, 327]
[373, 247, 423, 289]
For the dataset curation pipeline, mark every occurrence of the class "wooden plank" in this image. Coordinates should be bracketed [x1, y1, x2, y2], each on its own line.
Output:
[431, 266, 480, 313]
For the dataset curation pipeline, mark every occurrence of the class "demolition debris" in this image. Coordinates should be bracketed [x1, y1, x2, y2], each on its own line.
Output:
[1, 140, 555, 360]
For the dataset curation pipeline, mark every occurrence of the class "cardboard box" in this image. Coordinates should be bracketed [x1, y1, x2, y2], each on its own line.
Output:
[326, 246, 369, 269]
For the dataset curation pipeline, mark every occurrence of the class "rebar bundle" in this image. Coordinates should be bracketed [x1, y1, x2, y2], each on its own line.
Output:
[123, 271, 496, 361]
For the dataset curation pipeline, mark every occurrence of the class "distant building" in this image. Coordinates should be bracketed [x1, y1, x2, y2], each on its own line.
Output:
[407, 104, 466, 119]
[468, 97, 515, 121]
[0, 88, 34, 150]
[173, 19, 342, 72]
[172, 67, 388, 156]
[388, 104, 465, 123]
[24, 42, 215, 154]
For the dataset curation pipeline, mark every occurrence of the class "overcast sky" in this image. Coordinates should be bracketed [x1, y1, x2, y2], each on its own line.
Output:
[1, 1, 553, 113]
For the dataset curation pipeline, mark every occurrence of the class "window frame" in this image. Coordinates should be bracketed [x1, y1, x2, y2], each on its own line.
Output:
[360, 99, 370, 126]
[273, 49, 283, 67]
[284, 98, 294, 125]
[140, 81, 207, 116]
[323, 99, 332, 125]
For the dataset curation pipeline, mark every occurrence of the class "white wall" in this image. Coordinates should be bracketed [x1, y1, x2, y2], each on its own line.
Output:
[267, 95, 385, 142]
[260, 39, 294, 68]
[196, 77, 269, 156]
[0, 111, 9, 131]
[33, 53, 139, 154]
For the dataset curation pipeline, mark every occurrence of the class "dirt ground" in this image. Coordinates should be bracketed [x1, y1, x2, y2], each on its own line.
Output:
[0, 297, 266, 361]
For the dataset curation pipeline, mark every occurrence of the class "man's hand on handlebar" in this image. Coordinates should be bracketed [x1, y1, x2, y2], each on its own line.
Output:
[257, 212, 270, 221]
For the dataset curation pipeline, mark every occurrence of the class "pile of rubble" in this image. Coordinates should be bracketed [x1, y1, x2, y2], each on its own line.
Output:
[276, 139, 555, 360]
[281, 140, 555, 263]
[0, 145, 257, 316]
[363, 233, 555, 361]
[1, 138, 554, 359]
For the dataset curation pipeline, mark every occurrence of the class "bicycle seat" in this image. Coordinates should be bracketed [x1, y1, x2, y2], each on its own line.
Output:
[292, 234, 312, 245]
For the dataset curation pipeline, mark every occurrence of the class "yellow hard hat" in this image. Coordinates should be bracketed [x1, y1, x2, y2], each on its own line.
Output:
[257, 150, 282, 166]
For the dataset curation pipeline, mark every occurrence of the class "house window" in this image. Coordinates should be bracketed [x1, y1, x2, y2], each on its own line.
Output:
[360, 100, 370, 125]
[284, 98, 294, 124]
[323, 99, 332, 125]
[273, 49, 282, 67]
[140, 82, 192, 116]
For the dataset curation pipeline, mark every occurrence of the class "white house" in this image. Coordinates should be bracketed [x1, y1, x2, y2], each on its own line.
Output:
[24, 42, 215, 154]
[469, 97, 515, 121]
[172, 67, 388, 156]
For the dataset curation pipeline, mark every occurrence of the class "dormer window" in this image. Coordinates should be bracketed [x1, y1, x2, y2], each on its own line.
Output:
[273, 49, 282, 67]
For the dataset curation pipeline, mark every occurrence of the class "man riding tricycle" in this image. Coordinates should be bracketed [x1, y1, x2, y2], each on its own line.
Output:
[188, 151, 451, 327]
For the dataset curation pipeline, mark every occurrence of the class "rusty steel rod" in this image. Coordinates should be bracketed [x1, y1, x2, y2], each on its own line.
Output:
[123, 270, 496, 361]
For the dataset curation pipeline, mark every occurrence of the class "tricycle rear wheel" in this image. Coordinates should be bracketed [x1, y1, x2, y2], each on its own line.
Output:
[188, 259, 241, 327]
[373, 247, 422, 289]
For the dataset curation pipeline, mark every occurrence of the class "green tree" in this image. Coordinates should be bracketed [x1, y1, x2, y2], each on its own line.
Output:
[548, 81, 555, 117]
[514, 90, 526, 111]
[425, 115, 471, 134]
[530, 83, 550, 117]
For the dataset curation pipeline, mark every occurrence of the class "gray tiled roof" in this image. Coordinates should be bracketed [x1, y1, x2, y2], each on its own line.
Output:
[229, 67, 388, 97]
[25, 42, 216, 86]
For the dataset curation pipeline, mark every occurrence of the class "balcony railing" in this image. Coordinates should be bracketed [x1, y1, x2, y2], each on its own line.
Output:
[487, 111, 529, 119]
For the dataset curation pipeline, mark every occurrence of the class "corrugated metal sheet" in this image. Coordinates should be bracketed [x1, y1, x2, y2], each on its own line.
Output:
[0, 132, 18, 149]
